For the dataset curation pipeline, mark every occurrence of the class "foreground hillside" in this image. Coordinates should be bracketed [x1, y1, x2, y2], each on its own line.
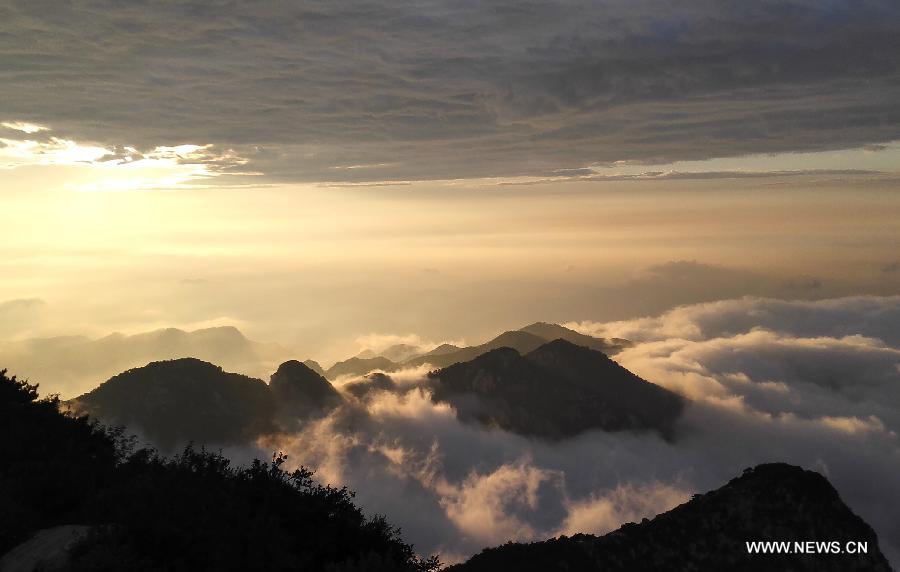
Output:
[449, 463, 892, 572]
[0, 368, 438, 571]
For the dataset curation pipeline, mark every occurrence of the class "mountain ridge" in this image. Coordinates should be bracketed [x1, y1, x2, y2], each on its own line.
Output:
[427, 338, 684, 439]
[449, 462, 893, 571]
[71, 357, 343, 450]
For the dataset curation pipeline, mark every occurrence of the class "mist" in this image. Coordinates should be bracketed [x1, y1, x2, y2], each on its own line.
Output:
[236, 296, 900, 565]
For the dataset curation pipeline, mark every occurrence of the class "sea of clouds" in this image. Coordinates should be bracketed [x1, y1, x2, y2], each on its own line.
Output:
[253, 296, 900, 565]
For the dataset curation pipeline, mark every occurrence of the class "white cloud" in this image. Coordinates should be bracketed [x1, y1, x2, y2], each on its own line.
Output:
[1, 121, 49, 134]
[257, 296, 900, 565]
[557, 482, 691, 537]
[0, 122, 250, 190]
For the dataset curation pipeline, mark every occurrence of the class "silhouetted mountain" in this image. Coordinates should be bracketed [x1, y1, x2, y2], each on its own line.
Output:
[428, 339, 684, 439]
[326, 356, 399, 380]
[71, 358, 276, 450]
[422, 343, 462, 357]
[71, 358, 347, 450]
[405, 331, 548, 369]
[270, 360, 344, 420]
[343, 372, 399, 399]
[302, 359, 327, 377]
[0, 326, 290, 398]
[404, 326, 631, 370]
[0, 368, 438, 571]
[381, 343, 425, 362]
[449, 463, 891, 572]
[519, 322, 632, 354]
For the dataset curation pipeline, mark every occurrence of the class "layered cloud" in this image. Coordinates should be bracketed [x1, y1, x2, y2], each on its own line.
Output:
[0, 121, 249, 190]
[567, 295, 900, 345]
[249, 296, 900, 565]
[2, 0, 899, 182]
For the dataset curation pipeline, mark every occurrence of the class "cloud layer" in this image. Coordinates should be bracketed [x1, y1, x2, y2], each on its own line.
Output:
[249, 296, 900, 565]
[2, 0, 899, 182]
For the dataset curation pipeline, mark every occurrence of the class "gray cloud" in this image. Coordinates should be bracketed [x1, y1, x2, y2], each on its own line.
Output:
[2, 0, 899, 182]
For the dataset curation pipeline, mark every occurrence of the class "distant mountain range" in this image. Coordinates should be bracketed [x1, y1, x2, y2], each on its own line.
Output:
[0, 326, 290, 397]
[427, 339, 683, 439]
[62, 322, 650, 448]
[449, 463, 892, 571]
[326, 355, 400, 379]
[69, 334, 661, 448]
[0, 322, 627, 396]
[321, 322, 631, 379]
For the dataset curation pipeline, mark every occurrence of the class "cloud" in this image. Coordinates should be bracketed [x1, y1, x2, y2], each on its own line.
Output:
[0, 124, 249, 189]
[567, 295, 900, 345]
[251, 296, 900, 565]
[438, 460, 554, 545]
[1, 121, 49, 134]
[559, 261, 856, 323]
[1, 1, 899, 182]
[557, 481, 691, 537]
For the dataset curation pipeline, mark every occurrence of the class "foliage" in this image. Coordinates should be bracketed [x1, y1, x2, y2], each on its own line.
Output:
[0, 369, 439, 571]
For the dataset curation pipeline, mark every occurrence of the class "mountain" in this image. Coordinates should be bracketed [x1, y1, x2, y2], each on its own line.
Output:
[449, 463, 892, 572]
[404, 325, 630, 370]
[405, 331, 548, 369]
[342, 371, 399, 399]
[381, 343, 425, 362]
[422, 343, 462, 357]
[325, 355, 399, 380]
[302, 359, 326, 377]
[71, 358, 346, 449]
[519, 322, 632, 354]
[270, 360, 343, 420]
[0, 326, 290, 398]
[71, 358, 276, 450]
[427, 339, 684, 439]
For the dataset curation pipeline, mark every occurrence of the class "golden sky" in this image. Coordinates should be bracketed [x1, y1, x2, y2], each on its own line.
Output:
[2, 128, 899, 363]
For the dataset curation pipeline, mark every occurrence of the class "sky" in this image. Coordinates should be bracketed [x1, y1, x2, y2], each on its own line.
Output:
[2, 0, 900, 565]
[0, 0, 898, 360]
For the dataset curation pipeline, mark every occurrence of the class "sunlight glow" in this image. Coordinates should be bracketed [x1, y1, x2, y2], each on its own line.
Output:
[0, 121, 248, 191]
[1, 120, 49, 134]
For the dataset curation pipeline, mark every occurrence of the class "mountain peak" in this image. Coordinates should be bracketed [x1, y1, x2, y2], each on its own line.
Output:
[451, 463, 892, 571]
[272, 359, 320, 379]
[429, 340, 683, 439]
[302, 359, 326, 377]
[72, 358, 274, 450]
[519, 322, 631, 355]
[325, 355, 398, 380]
[270, 360, 342, 417]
